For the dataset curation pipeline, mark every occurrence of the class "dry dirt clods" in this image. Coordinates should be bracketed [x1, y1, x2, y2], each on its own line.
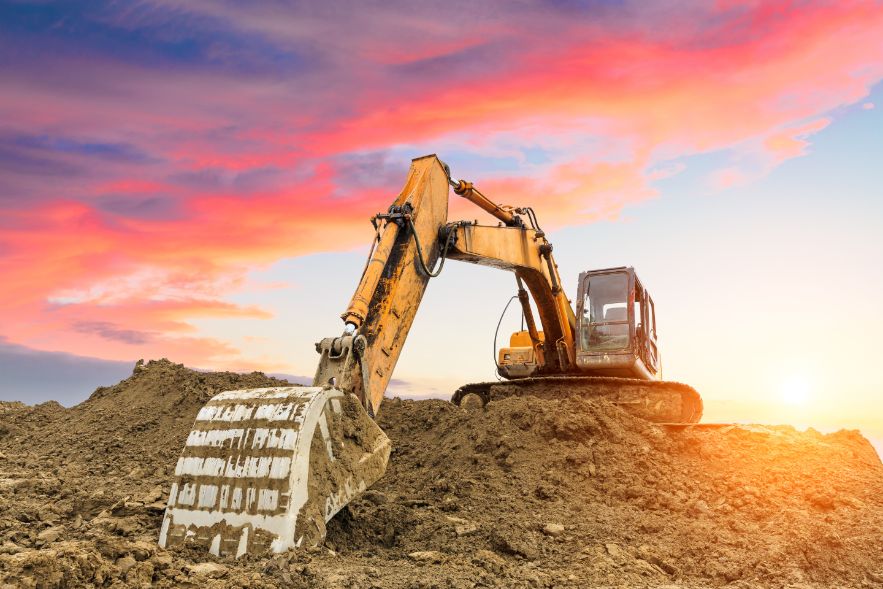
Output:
[1, 359, 881, 588]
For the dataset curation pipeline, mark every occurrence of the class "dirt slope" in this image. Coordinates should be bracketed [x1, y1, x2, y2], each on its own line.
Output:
[1, 359, 881, 588]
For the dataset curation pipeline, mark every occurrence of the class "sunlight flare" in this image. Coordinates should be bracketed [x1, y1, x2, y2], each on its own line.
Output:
[780, 374, 812, 406]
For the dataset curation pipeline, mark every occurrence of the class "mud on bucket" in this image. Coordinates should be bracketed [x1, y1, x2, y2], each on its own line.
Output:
[158, 386, 391, 557]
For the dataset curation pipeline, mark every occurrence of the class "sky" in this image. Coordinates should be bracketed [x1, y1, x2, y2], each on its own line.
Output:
[1, 1, 882, 450]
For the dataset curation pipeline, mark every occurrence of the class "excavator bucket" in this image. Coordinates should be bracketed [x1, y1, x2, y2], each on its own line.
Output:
[158, 386, 391, 557]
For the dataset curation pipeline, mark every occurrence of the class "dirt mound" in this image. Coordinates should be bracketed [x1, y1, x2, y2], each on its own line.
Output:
[1, 360, 882, 588]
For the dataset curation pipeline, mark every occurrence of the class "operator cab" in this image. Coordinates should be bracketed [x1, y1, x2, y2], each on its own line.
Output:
[575, 266, 660, 379]
[498, 265, 662, 381]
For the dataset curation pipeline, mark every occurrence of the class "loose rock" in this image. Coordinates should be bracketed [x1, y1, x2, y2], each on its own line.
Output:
[186, 562, 228, 578]
[408, 551, 444, 563]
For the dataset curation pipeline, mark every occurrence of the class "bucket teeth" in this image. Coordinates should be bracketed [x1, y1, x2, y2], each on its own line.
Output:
[158, 386, 391, 557]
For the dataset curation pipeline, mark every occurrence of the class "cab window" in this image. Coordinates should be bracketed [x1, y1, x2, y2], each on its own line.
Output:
[581, 272, 630, 351]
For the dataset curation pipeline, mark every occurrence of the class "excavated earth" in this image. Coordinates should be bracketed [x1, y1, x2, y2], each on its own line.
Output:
[1, 359, 882, 588]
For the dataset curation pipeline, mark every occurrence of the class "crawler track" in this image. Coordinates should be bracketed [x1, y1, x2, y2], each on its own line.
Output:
[452, 375, 703, 424]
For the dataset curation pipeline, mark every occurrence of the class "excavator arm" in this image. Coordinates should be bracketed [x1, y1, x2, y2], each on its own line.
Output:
[447, 222, 578, 378]
[160, 154, 577, 557]
[315, 154, 577, 417]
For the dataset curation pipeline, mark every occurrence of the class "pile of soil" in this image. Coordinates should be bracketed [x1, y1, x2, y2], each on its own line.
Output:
[1, 359, 881, 588]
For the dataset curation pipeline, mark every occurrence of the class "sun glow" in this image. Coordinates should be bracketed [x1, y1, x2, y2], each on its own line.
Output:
[780, 375, 812, 406]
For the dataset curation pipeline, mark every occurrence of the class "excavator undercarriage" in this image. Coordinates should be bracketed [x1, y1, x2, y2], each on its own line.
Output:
[159, 154, 705, 557]
[453, 376, 703, 424]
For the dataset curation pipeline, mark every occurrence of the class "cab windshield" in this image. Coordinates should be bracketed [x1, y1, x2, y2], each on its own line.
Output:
[581, 272, 629, 351]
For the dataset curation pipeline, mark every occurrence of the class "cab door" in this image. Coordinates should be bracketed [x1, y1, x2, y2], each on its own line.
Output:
[633, 277, 659, 376]
[643, 294, 660, 374]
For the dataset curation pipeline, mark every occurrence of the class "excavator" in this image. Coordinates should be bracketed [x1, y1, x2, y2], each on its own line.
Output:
[158, 155, 702, 557]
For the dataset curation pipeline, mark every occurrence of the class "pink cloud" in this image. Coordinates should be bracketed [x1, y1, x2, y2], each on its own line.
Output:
[763, 118, 831, 163]
[709, 166, 750, 191]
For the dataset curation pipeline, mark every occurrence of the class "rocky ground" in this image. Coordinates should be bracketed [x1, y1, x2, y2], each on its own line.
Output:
[1, 359, 881, 588]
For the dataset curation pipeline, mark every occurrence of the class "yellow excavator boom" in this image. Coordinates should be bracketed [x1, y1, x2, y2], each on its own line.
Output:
[330, 155, 577, 416]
